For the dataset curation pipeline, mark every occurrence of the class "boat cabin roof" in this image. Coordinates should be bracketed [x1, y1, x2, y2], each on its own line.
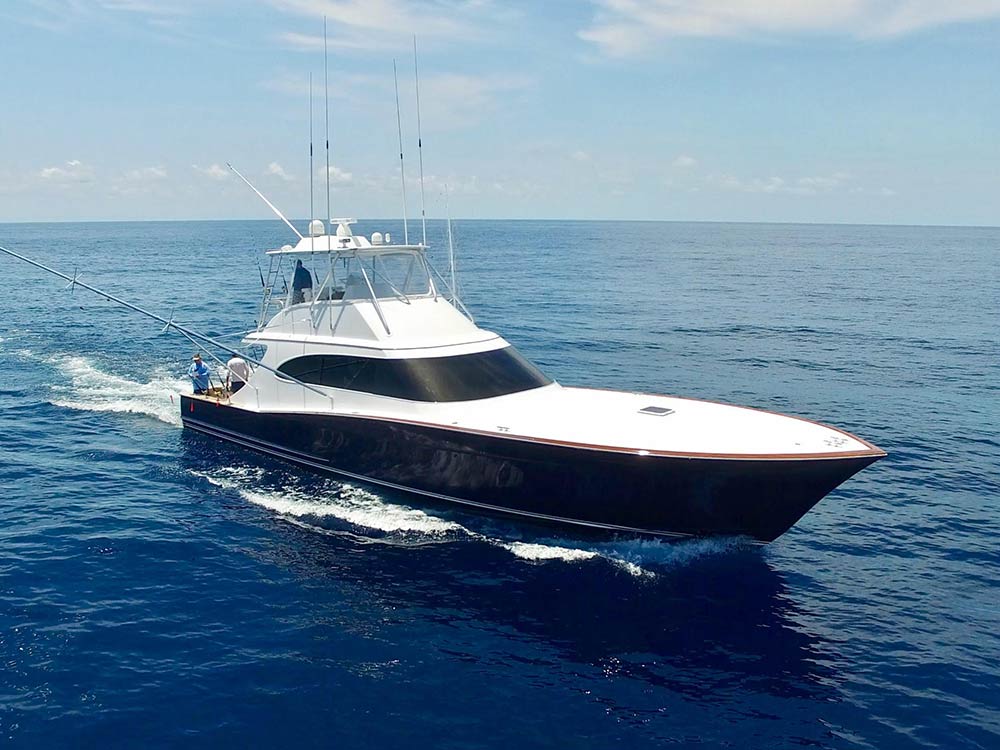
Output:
[267, 236, 425, 255]
[266, 219, 424, 255]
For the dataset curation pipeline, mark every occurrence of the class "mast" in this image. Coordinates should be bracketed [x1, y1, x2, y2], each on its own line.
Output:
[413, 35, 427, 247]
[393, 59, 409, 245]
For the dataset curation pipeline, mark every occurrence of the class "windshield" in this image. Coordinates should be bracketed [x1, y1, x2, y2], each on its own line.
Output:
[342, 251, 431, 300]
[278, 347, 552, 402]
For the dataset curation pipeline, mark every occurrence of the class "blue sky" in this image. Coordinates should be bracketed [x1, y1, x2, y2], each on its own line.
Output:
[1, 0, 998, 225]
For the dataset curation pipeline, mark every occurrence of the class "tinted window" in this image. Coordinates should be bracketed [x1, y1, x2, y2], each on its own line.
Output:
[278, 347, 551, 402]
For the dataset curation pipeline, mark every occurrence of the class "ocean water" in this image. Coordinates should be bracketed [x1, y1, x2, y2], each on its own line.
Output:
[0, 219, 998, 749]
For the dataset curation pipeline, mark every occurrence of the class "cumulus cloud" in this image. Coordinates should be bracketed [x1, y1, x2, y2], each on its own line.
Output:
[672, 154, 697, 168]
[571, 150, 592, 162]
[38, 159, 94, 183]
[192, 163, 229, 180]
[580, 1, 1000, 56]
[266, 162, 294, 181]
[318, 165, 353, 184]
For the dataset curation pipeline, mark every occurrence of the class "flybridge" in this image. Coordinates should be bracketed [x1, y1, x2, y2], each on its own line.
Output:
[254, 217, 474, 337]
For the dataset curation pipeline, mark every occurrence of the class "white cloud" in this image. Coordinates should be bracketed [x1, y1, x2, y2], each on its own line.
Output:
[192, 163, 229, 180]
[580, 1, 1000, 56]
[571, 150, 592, 162]
[672, 154, 697, 168]
[705, 172, 876, 195]
[123, 166, 168, 181]
[266, 162, 295, 181]
[413, 173, 481, 196]
[39, 159, 94, 183]
[277, 29, 401, 52]
[269, 0, 472, 40]
[318, 165, 353, 184]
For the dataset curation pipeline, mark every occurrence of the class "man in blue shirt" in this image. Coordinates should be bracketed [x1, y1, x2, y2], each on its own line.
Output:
[188, 353, 211, 395]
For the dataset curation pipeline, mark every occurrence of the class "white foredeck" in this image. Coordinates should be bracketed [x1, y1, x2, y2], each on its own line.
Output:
[355, 385, 878, 458]
[225, 379, 878, 459]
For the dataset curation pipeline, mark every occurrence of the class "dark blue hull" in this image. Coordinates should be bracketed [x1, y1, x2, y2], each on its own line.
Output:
[180, 396, 881, 542]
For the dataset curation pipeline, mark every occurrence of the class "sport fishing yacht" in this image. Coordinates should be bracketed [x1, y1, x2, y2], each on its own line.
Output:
[178, 219, 885, 543]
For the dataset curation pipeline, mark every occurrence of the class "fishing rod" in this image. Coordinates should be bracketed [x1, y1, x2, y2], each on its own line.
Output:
[309, 70, 315, 254]
[445, 183, 457, 304]
[393, 58, 410, 245]
[413, 35, 427, 247]
[0, 245, 332, 402]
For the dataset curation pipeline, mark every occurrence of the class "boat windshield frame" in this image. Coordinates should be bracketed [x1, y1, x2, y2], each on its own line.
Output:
[257, 245, 439, 334]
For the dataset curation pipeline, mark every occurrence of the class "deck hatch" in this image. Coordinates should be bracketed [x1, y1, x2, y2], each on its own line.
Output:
[639, 405, 674, 416]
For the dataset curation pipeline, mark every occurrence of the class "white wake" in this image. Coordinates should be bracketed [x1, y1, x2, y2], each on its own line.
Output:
[47, 354, 187, 426]
[190, 466, 745, 577]
[192, 466, 466, 537]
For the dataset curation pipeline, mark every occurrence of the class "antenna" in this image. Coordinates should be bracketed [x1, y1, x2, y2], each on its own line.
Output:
[324, 16, 332, 252]
[309, 71, 315, 252]
[393, 58, 409, 245]
[445, 184, 457, 304]
[227, 163, 303, 240]
[413, 35, 427, 247]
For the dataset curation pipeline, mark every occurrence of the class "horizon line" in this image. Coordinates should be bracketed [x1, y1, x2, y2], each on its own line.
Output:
[1, 217, 998, 231]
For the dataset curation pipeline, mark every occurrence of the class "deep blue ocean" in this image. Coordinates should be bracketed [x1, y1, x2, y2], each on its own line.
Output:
[1, 219, 998, 748]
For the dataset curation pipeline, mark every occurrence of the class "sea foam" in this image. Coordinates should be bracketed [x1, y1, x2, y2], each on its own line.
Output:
[48, 355, 187, 426]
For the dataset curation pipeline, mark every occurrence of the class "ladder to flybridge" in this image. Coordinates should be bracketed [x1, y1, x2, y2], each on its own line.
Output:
[257, 256, 287, 330]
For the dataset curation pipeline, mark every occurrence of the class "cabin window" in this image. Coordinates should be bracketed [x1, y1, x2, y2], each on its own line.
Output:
[278, 347, 551, 401]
